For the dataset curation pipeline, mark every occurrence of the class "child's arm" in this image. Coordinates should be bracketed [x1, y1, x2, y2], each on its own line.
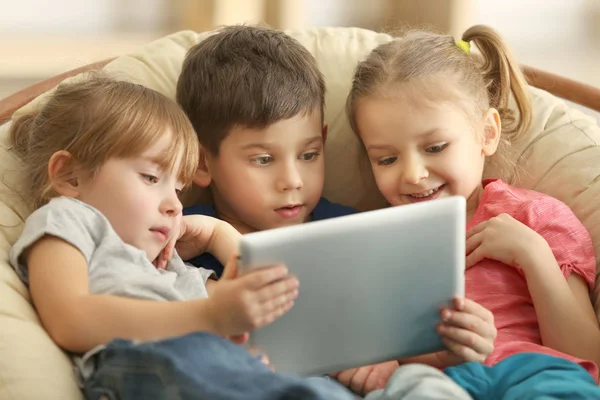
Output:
[28, 236, 298, 354]
[519, 246, 600, 365]
[466, 212, 600, 367]
[155, 215, 240, 269]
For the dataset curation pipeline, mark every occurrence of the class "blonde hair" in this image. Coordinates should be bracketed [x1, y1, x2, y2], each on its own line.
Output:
[10, 74, 199, 209]
[347, 25, 532, 181]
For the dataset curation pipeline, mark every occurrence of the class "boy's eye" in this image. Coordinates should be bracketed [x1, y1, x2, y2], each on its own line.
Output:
[141, 174, 159, 184]
[425, 143, 448, 153]
[377, 157, 397, 166]
[300, 151, 320, 161]
[251, 155, 273, 165]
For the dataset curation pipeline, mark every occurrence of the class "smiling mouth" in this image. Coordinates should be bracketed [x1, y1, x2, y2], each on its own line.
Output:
[406, 185, 445, 199]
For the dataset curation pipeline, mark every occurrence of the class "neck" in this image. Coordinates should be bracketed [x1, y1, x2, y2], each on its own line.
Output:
[466, 183, 484, 223]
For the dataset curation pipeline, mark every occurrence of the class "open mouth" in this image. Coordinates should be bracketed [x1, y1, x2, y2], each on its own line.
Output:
[406, 185, 445, 202]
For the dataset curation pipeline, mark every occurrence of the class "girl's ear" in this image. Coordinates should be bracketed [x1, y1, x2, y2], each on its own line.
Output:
[482, 108, 501, 157]
[193, 145, 212, 188]
[48, 151, 82, 197]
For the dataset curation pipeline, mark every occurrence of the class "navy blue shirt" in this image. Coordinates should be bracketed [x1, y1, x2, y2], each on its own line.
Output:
[183, 197, 356, 277]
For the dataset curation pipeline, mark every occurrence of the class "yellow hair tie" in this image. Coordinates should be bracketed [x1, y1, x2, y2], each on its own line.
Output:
[456, 40, 470, 56]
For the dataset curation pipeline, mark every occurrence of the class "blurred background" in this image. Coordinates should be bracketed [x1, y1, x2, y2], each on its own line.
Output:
[1, 0, 599, 119]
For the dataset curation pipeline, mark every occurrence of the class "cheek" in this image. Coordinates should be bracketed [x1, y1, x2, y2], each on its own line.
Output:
[372, 169, 394, 196]
[307, 161, 325, 185]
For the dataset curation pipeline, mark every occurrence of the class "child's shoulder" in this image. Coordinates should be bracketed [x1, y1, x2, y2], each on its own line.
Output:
[311, 197, 357, 221]
[482, 179, 577, 224]
[11, 197, 111, 281]
[26, 196, 106, 228]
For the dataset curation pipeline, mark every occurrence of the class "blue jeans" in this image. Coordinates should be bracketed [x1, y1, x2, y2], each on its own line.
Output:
[84, 331, 355, 400]
[445, 353, 600, 400]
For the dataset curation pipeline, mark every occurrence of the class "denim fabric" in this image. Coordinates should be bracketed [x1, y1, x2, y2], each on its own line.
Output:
[84, 331, 355, 400]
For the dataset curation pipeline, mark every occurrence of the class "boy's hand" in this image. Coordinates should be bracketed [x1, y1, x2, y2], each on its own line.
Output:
[209, 255, 299, 336]
[466, 213, 549, 270]
[434, 297, 496, 366]
[330, 361, 399, 396]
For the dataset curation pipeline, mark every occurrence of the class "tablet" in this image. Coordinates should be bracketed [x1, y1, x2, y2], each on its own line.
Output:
[238, 196, 465, 376]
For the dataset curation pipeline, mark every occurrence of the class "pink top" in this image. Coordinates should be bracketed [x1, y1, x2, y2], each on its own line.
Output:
[466, 179, 598, 380]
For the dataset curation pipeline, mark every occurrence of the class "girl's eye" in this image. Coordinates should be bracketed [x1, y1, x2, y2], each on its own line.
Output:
[175, 188, 182, 196]
[377, 157, 397, 166]
[141, 174, 159, 184]
[426, 143, 448, 153]
[251, 155, 273, 165]
[300, 151, 320, 161]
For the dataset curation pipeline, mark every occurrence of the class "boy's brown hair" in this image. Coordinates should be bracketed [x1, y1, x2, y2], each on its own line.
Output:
[176, 25, 325, 155]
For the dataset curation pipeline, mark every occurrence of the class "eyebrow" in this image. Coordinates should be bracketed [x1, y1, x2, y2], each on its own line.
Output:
[139, 156, 168, 170]
[240, 135, 323, 151]
[366, 128, 441, 151]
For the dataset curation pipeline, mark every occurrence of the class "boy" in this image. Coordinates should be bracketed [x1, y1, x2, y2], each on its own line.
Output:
[176, 25, 355, 276]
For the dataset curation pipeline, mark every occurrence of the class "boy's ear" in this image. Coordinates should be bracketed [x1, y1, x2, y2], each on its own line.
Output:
[48, 151, 81, 197]
[193, 145, 212, 188]
[322, 124, 328, 145]
[482, 108, 501, 157]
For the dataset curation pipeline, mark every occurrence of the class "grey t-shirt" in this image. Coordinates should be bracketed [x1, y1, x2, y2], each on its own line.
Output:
[9, 196, 215, 383]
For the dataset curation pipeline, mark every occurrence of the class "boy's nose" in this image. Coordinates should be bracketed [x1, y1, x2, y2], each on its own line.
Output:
[278, 163, 303, 191]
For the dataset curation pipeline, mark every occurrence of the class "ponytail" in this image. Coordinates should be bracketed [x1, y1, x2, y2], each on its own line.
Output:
[463, 25, 532, 143]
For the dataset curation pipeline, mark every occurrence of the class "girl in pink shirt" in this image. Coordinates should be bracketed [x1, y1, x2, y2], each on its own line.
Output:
[341, 24, 600, 399]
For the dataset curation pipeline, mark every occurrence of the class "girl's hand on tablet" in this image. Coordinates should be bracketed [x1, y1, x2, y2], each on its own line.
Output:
[435, 297, 496, 366]
[208, 255, 299, 336]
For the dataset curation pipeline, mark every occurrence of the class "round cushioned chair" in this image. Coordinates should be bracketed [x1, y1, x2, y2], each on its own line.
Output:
[1, 28, 600, 399]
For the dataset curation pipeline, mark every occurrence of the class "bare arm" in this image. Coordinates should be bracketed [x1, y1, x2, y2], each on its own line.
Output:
[28, 236, 297, 354]
[175, 215, 241, 263]
[521, 245, 600, 368]
[28, 236, 220, 353]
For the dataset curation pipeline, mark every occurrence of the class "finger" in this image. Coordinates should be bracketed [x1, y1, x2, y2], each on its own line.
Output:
[364, 366, 384, 394]
[229, 332, 250, 344]
[259, 298, 296, 326]
[465, 231, 483, 255]
[221, 254, 239, 280]
[466, 221, 486, 239]
[441, 337, 486, 363]
[176, 217, 187, 240]
[257, 289, 299, 318]
[244, 265, 290, 289]
[465, 246, 486, 269]
[349, 366, 373, 395]
[456, 298, 495, 324]
[256, 277, 299, 303]
[441, 308, 496, 340]
[437, 323, 494, 357]
[336, 368, 359, 387]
